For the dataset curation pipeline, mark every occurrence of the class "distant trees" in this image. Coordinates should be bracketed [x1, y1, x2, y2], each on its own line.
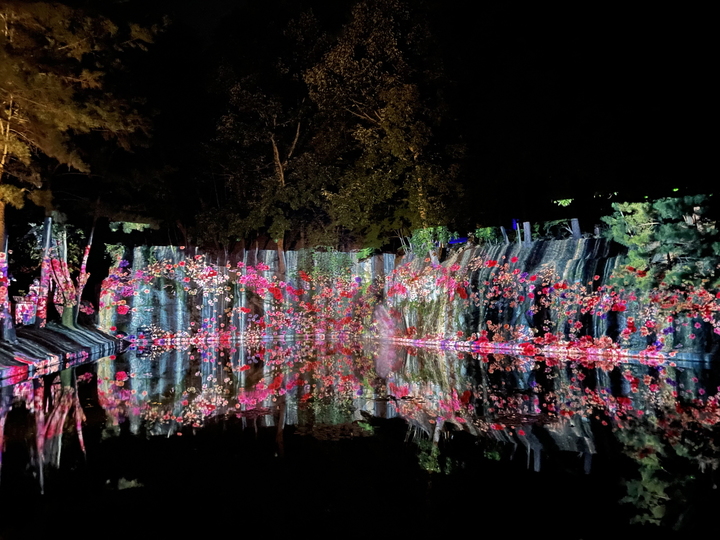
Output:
[198, 9, 335, 262]
[196, 0, 463, 251]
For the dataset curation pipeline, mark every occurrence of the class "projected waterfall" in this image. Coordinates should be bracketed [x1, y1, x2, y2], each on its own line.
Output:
[100, 240, 720, 360]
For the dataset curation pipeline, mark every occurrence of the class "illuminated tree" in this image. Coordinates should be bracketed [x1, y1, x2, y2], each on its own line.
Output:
[191, 0, 462, 252]
[304, 0, 463, 247]
[0, 1, 154, 242]
[198, 8, 339, 263]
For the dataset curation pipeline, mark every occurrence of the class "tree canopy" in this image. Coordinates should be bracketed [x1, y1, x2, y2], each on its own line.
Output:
[187, 0, 463, 252]
[195, 8, 335, 251]
[305, 0, 462, 247]
[0, 1, 156, 240]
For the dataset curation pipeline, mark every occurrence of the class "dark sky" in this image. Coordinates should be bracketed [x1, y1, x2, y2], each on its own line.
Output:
[438, 4, 710, 204]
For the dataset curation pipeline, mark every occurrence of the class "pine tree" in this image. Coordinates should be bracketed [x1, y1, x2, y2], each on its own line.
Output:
[0, 1, 154, 242]
[603, 195, 720, 289]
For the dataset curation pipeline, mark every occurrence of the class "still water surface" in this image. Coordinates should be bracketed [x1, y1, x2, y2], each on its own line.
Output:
[1, 339, 718, 538]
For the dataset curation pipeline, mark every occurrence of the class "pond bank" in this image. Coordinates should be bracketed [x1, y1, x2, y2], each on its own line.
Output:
[0, 323, 120, 386]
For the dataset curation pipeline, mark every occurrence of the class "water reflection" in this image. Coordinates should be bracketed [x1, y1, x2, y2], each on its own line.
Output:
[1, 340, 719, 533]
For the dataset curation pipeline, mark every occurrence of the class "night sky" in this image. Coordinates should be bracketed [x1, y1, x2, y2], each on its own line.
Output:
[434, 4, 710, 220]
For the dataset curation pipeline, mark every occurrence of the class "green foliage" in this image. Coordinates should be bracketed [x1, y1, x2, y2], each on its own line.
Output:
[305, 0, 463, 246]
[313, 397, 355, 425]
[533, 219, 572, 240]
[602, 195, 720, 289]
[473, 226, 500, 243]
[602, 201, 656, 249]
[356, 247, 375, 260]
[314, 249, 355, 278]
[108, 222, 152, 234]
[104, 243, 126, 263]
[196, 8, 334, 250]
[10, 222, 86, 287]
[0, 3, 152, 166]
[409, 226, 457, 255]
[0, 185, 25, 209]
[615, 426, 699, 528]
[296, 247, 355, 282]
[185, 0, 463, 250]
[416, 437, 441, 473]
[552, 198, 574, 207]
[23, 223, 85, 265]
[622, 475, 668, 526]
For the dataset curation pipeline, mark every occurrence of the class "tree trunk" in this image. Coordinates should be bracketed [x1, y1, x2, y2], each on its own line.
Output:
[0, 239, 17, 343]
[34, 217, 52, 329]
[270, 135, 285, 188]
[74, 223, 94, 320]
[0, 95, 14, 245]
[48, 227, 79, 329]
[276, 235, 286, 278]
[416, 176, 428, 226]
[0, 201, 5, 257]
[61, 303, 78, 329]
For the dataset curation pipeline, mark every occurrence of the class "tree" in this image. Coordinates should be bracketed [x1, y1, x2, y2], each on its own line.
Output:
[184, 0, 463, 253]
[197, 8, 338, 262]
[304, 0, 463, 248]
[602, 195, 720, 289]
[0, 1, 154, 242]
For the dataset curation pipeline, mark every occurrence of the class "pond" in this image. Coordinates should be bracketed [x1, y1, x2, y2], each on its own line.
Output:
[1, 338, 718, 538]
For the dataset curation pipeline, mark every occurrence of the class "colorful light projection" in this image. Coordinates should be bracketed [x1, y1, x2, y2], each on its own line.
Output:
[99, 247, 720, 360]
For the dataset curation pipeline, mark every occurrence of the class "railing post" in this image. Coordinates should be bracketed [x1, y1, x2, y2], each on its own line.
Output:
[523, 222, 532, 246]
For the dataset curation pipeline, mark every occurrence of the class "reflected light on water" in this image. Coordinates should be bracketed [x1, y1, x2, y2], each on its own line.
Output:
[1, 338, 720, 535]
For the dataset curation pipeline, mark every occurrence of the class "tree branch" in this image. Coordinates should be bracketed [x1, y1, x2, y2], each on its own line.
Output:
[0, 97, 13, 178]
[270, 134, 285, 187]
[284, 120, 301, 165]
[344, 106, 378, 125]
